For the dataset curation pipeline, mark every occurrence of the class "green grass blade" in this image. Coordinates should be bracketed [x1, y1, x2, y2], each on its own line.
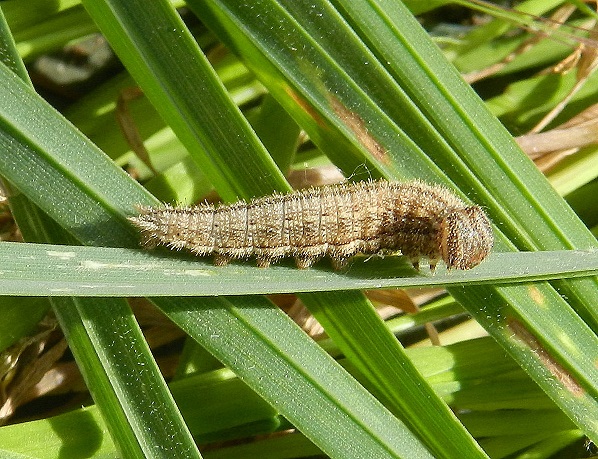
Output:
[0, 7, 49, 353]
[0, 9, 201, 458]
[80, 0, 288, 202]
[0, 243, 595, 296]
[0, 335, 581, 457]
[5, 199, 200, 459]
[52, 296, 200, 458]
[0, 64, 146, 247]
[303, 291, 486, 457]
[163, 295, 435, 459]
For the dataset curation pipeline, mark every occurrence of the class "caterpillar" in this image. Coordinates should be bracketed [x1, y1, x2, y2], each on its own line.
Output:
[129, 180, 493, 270]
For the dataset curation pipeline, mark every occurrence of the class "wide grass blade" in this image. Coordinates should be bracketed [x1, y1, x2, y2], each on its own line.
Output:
[0, 242, 595, 296]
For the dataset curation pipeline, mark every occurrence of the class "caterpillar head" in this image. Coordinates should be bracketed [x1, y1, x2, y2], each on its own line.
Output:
[439, 206, 493, 270]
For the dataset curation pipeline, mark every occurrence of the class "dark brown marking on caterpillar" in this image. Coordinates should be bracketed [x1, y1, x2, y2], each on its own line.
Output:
[128, 180, 493, 270]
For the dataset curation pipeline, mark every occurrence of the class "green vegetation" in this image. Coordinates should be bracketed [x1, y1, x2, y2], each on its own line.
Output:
[0, 1, 596, 457]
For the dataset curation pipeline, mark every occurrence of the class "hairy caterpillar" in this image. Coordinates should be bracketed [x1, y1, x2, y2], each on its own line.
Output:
[129, 180, 493, 270]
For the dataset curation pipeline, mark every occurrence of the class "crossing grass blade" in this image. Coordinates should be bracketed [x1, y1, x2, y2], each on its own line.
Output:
[0, 243, 595, 296]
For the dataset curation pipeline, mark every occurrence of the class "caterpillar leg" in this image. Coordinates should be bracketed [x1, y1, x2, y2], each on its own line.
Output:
[295, 255, 319, 269]
[256, 257, 271, 268]
[139, 232, 158, 250]
[294, 245, 326, 269]
[214, 254, 232, 266]
[331, 256, 349, 270]
[410, 258, 420, 271]
[328, 243, 357, 270]
[254, 247, 287, 268]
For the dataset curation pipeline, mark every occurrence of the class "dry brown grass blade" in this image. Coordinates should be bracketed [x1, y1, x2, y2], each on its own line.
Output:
[287, 165, 345, 189]
[517, 102, 598, 171]
[0, 318, 66, 425]
[115, 86, 157, 174]
[463, 4, 578, 84]
[531, 7, 598, 133]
